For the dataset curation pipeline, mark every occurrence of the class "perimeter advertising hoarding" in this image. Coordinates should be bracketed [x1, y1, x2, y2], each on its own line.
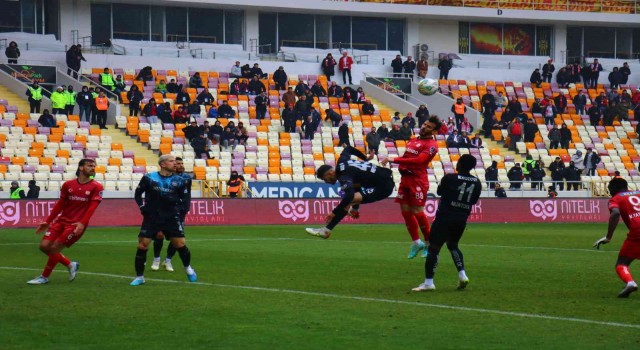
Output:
[0, 64, 57, 86]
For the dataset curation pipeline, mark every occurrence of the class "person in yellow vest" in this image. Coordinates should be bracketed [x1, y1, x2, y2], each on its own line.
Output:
[226, 171, 245, 198]
[100, 67, 115, 91]
[9, 181, 26, 199]
[50, 86, 68, 115]
[94, 90, 109, 129]
[65, 85, 77, 116]
[25, 81, 43, 113]
[522, 153, 536, 181]
[450, 97, 467, 131]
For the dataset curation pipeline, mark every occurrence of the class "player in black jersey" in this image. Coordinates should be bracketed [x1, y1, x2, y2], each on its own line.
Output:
[306, 146, 394, 239]
[412, 154, 481, 292]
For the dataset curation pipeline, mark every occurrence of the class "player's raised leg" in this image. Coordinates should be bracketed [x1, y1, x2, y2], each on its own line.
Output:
[616, 257, 638, 298]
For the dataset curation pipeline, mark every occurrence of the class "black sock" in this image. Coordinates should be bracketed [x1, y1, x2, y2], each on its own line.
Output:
[448, 245, 465, 272]
[326, 210, 348, 230]
[153, 238, 163, 259]
[425, 245, 440, 279]
[176, 245, 191, 267]
[135, 248, 148, 276]
[166, 243, 177, 259]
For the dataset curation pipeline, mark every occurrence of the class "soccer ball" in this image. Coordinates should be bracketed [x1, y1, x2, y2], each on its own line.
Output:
[417, 78, 439, 96]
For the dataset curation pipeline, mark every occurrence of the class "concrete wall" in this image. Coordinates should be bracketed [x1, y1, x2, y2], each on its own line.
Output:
[58, 0, 92, 46]
[418, 19, 459, 57]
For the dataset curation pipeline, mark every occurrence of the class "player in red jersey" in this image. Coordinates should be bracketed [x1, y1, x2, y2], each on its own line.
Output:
[594, 178, 640, 297]
[381, 116, 442, 259]
[27, 159, 103, 285]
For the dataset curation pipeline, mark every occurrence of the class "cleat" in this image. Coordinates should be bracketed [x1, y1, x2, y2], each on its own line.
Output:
[27, 276, 49, 285]
[421, 245, 429, 258]
[130, 277, 145, 286]
[348, 209, 360, 219]
[151, 259, 160, 271]
[412, 283, 436, 292]
[305, 227, 331, 239]
[186, 268, 197, 282]
[163, 261, 174, 272]
[618, 282, 638, 298]
[68, 261, 80, 282]
[457, 277, 470, 290]
[408, 241, 426, 259]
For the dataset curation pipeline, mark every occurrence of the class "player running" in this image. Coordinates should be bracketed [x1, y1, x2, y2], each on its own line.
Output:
[27, 159, 104, 285]
[151, 157, 192, 272]
[130, 155, 196, 286]
[412, 154, 481, 292]
[306, 146, 394, 239]
[593, 178, 640, 298]
[381, 116, 442, 259]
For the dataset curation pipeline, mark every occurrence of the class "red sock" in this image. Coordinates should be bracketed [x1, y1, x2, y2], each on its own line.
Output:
[402, 211, 420, 241]
[414, 211, 430, 241]
[616, 264, 634, 284]
[42, 253, 61, 278]
[58, 254, 71, 267]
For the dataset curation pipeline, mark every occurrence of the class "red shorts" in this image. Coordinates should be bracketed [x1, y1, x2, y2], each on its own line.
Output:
[619, 239, 640, 260]
[42, 221, 86, 248]
[395, 177, 429, 207]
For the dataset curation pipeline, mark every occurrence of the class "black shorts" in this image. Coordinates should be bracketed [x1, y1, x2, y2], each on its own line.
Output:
[139, 217, 184, 240]
[360, 178, 395, 204]
[429, 215, 468, 247]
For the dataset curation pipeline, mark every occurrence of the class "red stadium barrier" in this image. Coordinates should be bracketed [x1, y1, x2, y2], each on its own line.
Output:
[0, 198, 609, 228]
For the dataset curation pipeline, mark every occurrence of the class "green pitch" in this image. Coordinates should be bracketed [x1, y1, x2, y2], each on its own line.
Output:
[1, 223, 639, 349]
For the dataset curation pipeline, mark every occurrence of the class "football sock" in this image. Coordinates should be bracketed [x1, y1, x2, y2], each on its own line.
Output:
[425, 278, 434, 286]
[425, 246, 440, 279]
[42, 253, 61, 278]
[402, 211, 420, 241]
[135, 248, 148, 277]
[414, 211, 430, 241]
[58, 254, 71, 267]
[326, 210, 348, 230]
[166, 243, 177, 260]
[459, 270, 468, 280]
[413, 239, 424, 245]
[448, 246, 465, 272]
[177, 245, 191, 267]
[616, 264, 634, 284]
[153, 238, 163, 259]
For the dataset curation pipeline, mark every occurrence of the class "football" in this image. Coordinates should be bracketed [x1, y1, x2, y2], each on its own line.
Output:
[417, 78, 439, 96]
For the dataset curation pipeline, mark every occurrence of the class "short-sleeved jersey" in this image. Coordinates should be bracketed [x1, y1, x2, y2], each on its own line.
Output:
[53, 179, 104, 224]
[396, 137, 438, 181]
[436, 173, 482, 219]
[135, 172, 190, 219]
[609, 191, 640, 241]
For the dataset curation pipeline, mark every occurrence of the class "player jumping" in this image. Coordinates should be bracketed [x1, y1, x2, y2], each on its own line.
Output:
[306, 146, 394, 239]
[412, 154, 481, 292]
[131, 155, 196, 286]
[381, 116, 442, 259]
[593, 178, 640, 298]
[28, 159, 104, 285]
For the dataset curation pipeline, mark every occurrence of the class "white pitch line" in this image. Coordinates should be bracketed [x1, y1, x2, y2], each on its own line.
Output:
[1, 266, 637, 330]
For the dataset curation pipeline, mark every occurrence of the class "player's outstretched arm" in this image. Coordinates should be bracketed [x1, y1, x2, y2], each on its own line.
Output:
[594, 208, 620, 249]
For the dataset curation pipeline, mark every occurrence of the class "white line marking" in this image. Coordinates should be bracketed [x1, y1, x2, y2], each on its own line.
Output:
[1, 266, 637, 329]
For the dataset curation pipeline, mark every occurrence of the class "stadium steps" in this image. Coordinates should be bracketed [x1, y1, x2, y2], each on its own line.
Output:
[102, 126, 159, 166]
[0, 85, 33, 113]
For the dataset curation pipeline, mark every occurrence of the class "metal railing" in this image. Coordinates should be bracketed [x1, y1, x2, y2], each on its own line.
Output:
[483, 180, 614, 197]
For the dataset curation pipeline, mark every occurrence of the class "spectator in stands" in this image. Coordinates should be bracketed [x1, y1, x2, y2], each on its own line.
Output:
[543, 100, 557, 126]
[621, 90, 632, 106]
[208, 120, 223, 144]
[75, 86, 92, 122]
[458, 131, 471, 148]
[141, 98, 159, 125]
[342, 86, 355, 104]
[99, 68, 115, 92]
[5, 41, 20, 64]
[155, 79, 168, 96]
[50, 86, 67, 115]
[136, 66, 154, 86]
[549, 157, 565, 190]
[390, 112, 402, 128]
[230, 61, 242, 78]
[227, 171, 245, 198]
[236, 122, 249, 145]
[377, 123, 391, 141]
[522, 118, 538, 143]
[175, 86, 190, 105]
[241, 64, 252, 79]
[295, 95, 311, 121]
[564, 161, 581, 191]
[362, 100, 375, 116]
[542, 59, 555, 83]
[547, 124, 561, 149]
[166, 79, 180, 94]
[445, 117, 456, 132]
[530, 68, 542, 88]
[94, 90, 109, 129]
[311, 81, 327, 97]
[588, 59, 603, 89]
[507, 163, 523, 190]
[559, 123, 572, 149]
[603, 101, 618, 126]
[302, 115, 317, 140]
[328, 81, 343, 98]
[438, 57, 452, 80]
[9, 181, 25, 199]
[403, 56, 416, 79]
[294, 80, 309, 97]
[391, 55, 403, 77]
[282, 104, 296, 133]
[25, 180, 40, 199]
[388, 124, 402, 141]
[113, 75, 126, 98]
[399, 122, 413, 140]
[255, 91, 268, 120]
[470, 134, 483, 148]
[221, 127, 238, 151]
[446, 130, 461, 148]
[507, 118, 522, 152]
[325, 108, 341, 127]
[282, 87, 296, 107]
[482, 112, 498, 138]
[217, 100, 235, 118]
[125, 85, 143, 117]
[416, 56, 428, 80]
[248, 76, 266, 95]
[229, 79, 240, 95]
[172, 105, 188, 124]
[451, 98, 467, 130]
[571, 150, 585, 175]
[189, 72, 204, 89]
[238, 79, 250, 95]
[26, 81, 43, 113]
[66, 45, 85, 79]
[365, 127, 381, 155]
[273, 66, 288, 91]
[607, 89, 620, 104]
[506, 96, 522, 120]
[570, 62, 582, 84]
[522, 154, 536, 181]
[547, 186, 558, 198]
[530, 98, 543, 115]
[594, 91, 608, 113]
[573, 90, 587, 115]
[620, 62, 631, 85]
[338, 121, 351, 146]
[339, 51, 354, 85]
[583, 148, 601, 176]
[184, 121, 202, 142]
[608, 67, 622, 90]
[196, 89, 215, 106]
[250, 63, 267, 79]
[65, 85, 76, 116]
[191, 134, 210, 158]
[187, 100, 201, 119]
[494, 183, 507, 198]
[556, 66, 569, 88]
[481, 92, 496, 116]
[459, 117, 473, 134]
[355, 87, 366, 103]
[496, 91, 507, 108]
[37, 109, 56, 128]
[321, 53, 337, 81]
[159, 102, 173, 124]
[415, 104, 430, 127]
[530, 161, 546, 191]
[485, 160, 498, 189]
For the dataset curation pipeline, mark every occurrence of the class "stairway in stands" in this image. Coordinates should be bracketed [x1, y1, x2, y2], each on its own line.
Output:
[0, 85, 32, 113]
